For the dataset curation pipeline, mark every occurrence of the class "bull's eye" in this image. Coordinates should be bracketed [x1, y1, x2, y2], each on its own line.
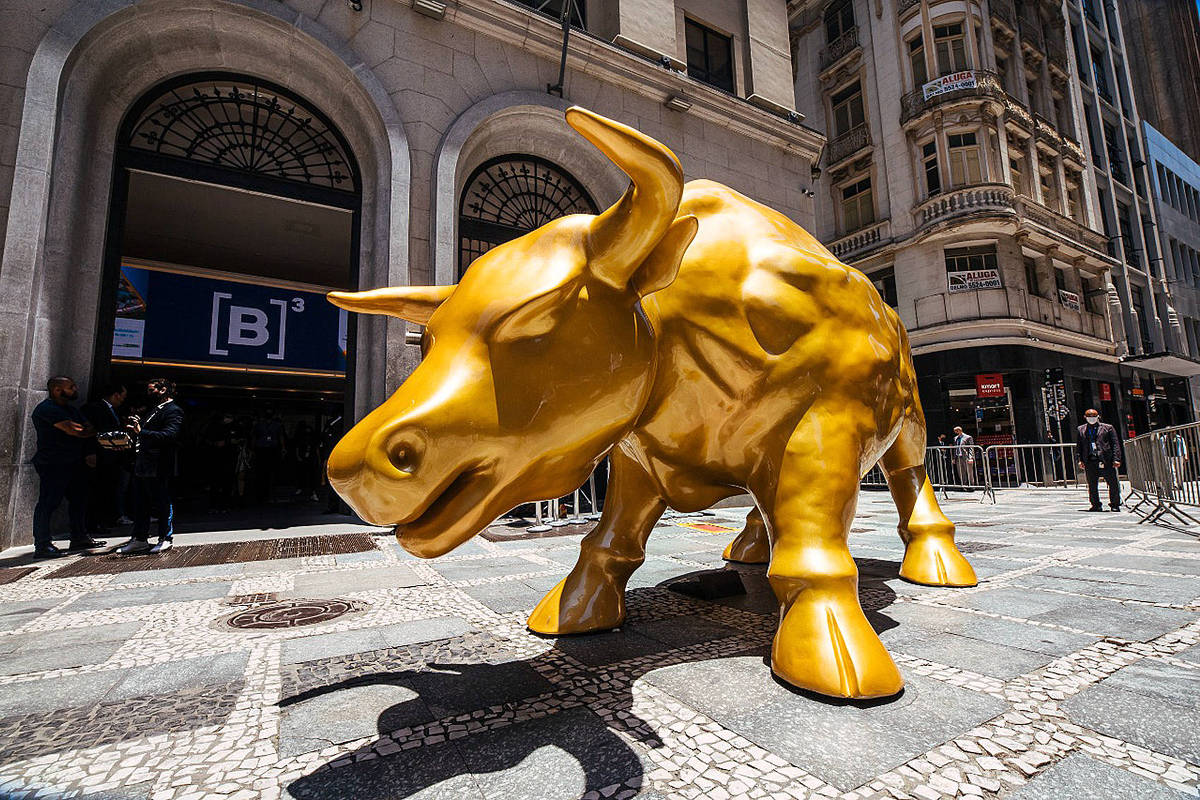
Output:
[389, 447, 417, 474]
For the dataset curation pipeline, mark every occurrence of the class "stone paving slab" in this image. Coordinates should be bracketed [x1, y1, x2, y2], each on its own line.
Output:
[0, 490, 1197, 800]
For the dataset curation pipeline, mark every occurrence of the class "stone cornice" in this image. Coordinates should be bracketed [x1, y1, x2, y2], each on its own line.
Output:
[443, 0, 826, 161]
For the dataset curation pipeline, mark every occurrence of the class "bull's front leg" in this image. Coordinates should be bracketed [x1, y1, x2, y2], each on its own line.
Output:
[527, 448, 666, 635]
[760, 403, 903, 699]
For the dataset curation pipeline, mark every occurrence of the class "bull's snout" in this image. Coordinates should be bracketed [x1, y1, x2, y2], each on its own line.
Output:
[326, 421, 428, 525]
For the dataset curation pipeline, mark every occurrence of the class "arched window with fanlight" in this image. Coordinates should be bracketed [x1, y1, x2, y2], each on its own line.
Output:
[458, 155, 597, 276]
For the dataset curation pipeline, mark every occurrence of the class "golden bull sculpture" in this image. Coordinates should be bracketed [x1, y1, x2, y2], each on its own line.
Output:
[326, 107, 977, 700]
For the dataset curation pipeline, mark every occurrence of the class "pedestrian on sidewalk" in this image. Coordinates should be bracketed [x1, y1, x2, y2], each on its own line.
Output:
[1076, 408, 1121, 512]
[952, 426, 976, 490]
[116, 378, 183, 555]
[30, 376, 103, 558]
[81, 382, 130, 536]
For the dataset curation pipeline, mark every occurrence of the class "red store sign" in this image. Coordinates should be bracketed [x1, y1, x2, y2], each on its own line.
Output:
[1099, 382, 1112, 401]
[975, 373, 1005, 397]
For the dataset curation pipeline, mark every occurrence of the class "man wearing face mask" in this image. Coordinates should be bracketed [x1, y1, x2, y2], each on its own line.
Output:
[1076, 408, 1122, 512]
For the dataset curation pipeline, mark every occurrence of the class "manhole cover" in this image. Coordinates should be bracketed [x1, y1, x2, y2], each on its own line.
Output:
[223, 599, 363, 630]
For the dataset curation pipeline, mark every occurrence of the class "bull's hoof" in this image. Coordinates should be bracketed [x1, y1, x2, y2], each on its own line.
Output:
[722, 525, 771, 564]
[771, 589, 903, 699]
[527, 575, 625, 635]
[899, 534, 977, 587]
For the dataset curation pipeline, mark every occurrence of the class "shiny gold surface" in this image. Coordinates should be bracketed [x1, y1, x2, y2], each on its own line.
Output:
[327, 107, 976, 699]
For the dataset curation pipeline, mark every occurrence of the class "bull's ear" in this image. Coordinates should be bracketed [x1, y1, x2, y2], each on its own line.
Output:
[632, 215, 697, 298]
[327, 285, 454, 325]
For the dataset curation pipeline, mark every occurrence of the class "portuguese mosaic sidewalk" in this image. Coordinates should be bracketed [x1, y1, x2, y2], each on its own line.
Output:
[0, 489, 1197, 800]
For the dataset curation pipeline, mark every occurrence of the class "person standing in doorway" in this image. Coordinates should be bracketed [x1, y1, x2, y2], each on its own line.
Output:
[952, 426, 976, 489]
[82, 382, 129, 535]
[30, 376, 102, 558]
[251, 406, 285, 505]
[1076, 408, 1122, 512]
[117, 378, 183, 554]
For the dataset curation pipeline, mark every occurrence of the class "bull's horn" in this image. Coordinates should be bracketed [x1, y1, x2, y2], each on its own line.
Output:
[327, 285, 454, 325]
[566, 107, 684, 291]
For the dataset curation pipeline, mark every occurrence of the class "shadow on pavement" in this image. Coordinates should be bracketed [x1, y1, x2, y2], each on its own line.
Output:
[283, 561, 900, 800]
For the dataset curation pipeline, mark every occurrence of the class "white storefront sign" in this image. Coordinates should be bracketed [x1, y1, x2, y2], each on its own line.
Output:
[1058, 289, 1081, 311]
[947, 269, 1003, 293]
[922, 71, 978, 100]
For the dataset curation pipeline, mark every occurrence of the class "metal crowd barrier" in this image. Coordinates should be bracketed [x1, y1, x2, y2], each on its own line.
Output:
[862, 443, 1094, 503]
[1124, 421, 1200, 529]
[525, 470, 605, 532]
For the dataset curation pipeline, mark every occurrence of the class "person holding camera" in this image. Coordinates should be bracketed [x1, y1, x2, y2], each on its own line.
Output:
[116, 378, 183, 554]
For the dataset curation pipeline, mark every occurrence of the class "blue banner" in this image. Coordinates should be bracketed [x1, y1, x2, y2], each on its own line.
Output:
[113, 265, 347, 374]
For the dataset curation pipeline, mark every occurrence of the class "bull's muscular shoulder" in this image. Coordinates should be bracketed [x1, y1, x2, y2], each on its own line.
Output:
[672, 179, 894, 359]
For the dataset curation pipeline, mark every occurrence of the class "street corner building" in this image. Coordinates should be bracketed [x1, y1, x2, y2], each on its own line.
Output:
[789, 0, 1200, 451]
[0, 0, 825, 551]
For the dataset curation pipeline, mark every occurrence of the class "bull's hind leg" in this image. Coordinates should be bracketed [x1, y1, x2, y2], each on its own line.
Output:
[881, 411, 977, 587]
[723, 506, 770, 564]
[763, 405, 903, 699]
[528, 448, 666, 635]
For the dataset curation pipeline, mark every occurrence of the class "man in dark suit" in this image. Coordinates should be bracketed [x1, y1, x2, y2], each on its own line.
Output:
[1076, 408, 1122, 512]
[116, 378, 184, 554]
[82, 382, 128, 536]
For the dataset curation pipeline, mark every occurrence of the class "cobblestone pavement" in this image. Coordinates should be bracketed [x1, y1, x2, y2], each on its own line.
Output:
[0, 490, 1198, 799]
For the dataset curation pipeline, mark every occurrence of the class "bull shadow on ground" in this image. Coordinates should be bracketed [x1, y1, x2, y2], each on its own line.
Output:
[283, 560, 900, 800]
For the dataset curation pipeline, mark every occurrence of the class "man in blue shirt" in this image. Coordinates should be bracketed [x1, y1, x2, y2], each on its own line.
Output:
[30, 376, 104, 557]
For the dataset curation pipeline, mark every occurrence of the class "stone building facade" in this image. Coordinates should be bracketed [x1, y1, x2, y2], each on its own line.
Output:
[0, 0, 823, 550]
[788, 0, 1193, 448]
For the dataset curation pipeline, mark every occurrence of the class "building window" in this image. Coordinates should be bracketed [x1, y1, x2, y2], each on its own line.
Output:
[1131, 285, 1153, 352]
[1104, 122, 1126, 184]
[947, 132, 982, 186]
[922, 140, 941, 197]
[1117, 202, 1139, 267]
[825, 0, 855, 42]
[909, 35, 928, 87]
[869, 267, 897, 307]
[1024, 257, 1041, 296]
[685, 19, 735, 93]
[1091, 49, 1111, 102]
[1039, 170, 1058, 212]
[1067, 181, 1082, 220]
[515, 0, 585, 28]
[1084, 104, 1102, 168]
[1156, 163, 1168, 201]
[995, 54, 1009, 92]
[1009, 157, 1025, 196]
[458, 155, 596, 274]
[1055, 267, 1068, 294]
[840, 176, 874, 233]
[1026, 80, 1039, 116]
[831, 82, 866, 137]
[945, 244, 998, 274]
[934, 23, 969, 76]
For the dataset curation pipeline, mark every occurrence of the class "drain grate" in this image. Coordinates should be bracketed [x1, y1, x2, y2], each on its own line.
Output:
[224, 598, 363, 630]
[46, 532, 378, 578]
[226, 592, 278, 606]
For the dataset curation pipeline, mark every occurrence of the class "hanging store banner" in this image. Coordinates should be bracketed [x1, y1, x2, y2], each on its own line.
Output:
[1058, 289, 1081, 311]
[947, 268, 1002, 293]
[112, 264, 348, 375]
[922, 71, 977, 100]
[1100, 382, 1112, 401]
[975, 373, 1005, 397]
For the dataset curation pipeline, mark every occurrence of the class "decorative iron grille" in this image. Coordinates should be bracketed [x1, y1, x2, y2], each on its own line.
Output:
[458, 155, 596, 274]
[125, 76, 356, 191]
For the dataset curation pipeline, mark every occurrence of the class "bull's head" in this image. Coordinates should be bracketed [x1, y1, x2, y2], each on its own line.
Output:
[326, 108, 697, 557]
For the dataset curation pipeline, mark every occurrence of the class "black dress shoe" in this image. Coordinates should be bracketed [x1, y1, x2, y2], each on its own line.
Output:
[1087, 506, 1104, 512]
[68, 537, 107, 551]
[1110, 506, 1121, 512]
[33, 545, 65, 559]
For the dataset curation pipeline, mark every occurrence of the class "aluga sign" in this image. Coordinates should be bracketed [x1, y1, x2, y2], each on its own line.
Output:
[947, 268, 1002, 293]
[922, 71, 977, 100]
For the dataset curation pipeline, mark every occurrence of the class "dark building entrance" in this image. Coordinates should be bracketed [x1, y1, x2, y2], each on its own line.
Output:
[94, 73, 362, 528]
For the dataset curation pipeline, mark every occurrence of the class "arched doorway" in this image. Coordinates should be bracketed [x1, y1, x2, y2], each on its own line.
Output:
[458, 155, 596, 276]
[94, 72, 362, 526]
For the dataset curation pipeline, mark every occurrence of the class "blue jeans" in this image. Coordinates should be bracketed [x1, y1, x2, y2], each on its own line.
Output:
[33, 462, 88, 550]
[132, 476, 173, 542]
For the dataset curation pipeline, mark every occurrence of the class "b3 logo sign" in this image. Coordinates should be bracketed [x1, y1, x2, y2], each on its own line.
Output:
[209, 293, 306, 361]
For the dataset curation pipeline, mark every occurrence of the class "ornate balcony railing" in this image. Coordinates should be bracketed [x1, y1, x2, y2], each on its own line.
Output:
[1003, 96, 1033, 128]
[820, 27, 860, 71]
[828, 219, 891, 260]
[1016, 197, 1110, 254]
[913, 287, 1110, 341]
[1061, 135, 1086, 164]
[989, 0, 1016, 30]
[826, 124, 871, 165]
[1019, 9, 1045, 51]
[1033, 113, 1062, 148]
[901, 69, 1004, 123]
[914, 183, 1016, 228]
[898, 0, 921, 15]
[1045, 38, 1068, 72]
